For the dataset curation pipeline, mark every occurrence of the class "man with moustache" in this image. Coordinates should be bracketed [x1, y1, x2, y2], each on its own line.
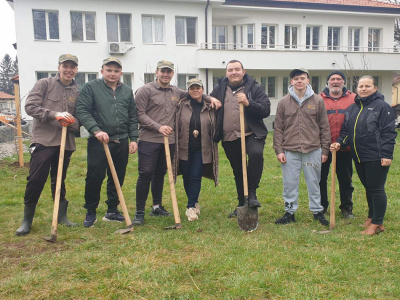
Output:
[319, 71, 356, 218]
[77, 57, 138, 228]
[211, 60, 270, 218]
[16, 54, 80, 236]
[273, 68, 330, 226]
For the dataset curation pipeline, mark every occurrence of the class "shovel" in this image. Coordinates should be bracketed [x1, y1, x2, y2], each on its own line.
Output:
[237, 103, 258, 232]
[43, 126, 67, 242]
[103, 142, 134, 234]
[163, 135, 182, 230]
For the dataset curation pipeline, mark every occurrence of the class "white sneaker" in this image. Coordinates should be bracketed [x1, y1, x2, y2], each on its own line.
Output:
[194, 203, 200, 215]
[185, 207, 198, 221]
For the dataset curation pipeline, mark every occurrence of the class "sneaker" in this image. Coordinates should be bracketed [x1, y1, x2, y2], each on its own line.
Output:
[275, 212, 296, 225]
[102, 211, 125, 222]
[83, 211, 97, 228]
[186, 207, 198, 222]
[341, 209, 355, 219]
[314, 212, 329, 226]
[133, 211, 145, 226]
[194, 203, 200, 215]
[248, 193, 261, 208]
[149, 205, 172, 217]
[228, 208, 237, 218]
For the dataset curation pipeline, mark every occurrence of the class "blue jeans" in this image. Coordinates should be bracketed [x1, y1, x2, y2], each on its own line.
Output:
[179, 150, 203, 208]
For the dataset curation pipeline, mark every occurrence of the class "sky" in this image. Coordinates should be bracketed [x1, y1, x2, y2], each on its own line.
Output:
[0, 1, 18, 60]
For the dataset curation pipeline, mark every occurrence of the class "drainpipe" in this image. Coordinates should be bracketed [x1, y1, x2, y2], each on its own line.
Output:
[205, 0, 210, 93]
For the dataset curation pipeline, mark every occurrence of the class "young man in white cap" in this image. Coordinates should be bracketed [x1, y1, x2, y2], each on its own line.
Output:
[16, 54, 80, 236]
[273, 68, 330, 226]
[77, 57, 138, 228]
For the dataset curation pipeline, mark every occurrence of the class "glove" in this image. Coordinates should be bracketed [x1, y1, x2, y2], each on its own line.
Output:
[55, 112, 75, 127]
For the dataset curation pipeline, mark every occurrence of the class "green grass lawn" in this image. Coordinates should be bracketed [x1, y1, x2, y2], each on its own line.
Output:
[1, 134, 400, 299]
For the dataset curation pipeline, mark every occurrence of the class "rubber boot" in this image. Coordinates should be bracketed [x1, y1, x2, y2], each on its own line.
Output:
[15, 205, 36, 236]
[58, 200, 78, 227]
[248, 190, 261, 208]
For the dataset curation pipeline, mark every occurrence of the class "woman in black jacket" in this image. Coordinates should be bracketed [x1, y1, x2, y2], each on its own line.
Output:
[331, 75, 397, 235]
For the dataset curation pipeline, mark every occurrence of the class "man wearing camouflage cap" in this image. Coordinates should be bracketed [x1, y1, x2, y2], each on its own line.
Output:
[16, 54, 80, 236]
[77, 57, 138, 228]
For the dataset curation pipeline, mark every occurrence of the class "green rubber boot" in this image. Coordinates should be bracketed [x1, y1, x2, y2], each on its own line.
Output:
[15, 205, 36, 236]
[58, 200, 78, 227]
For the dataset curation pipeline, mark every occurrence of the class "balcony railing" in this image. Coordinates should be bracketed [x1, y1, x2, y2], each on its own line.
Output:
[200, 43, 399, 53]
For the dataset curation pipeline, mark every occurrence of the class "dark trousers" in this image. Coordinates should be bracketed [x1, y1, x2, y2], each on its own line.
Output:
[83, 137, 129, 212]
[179, 150, 203, 208]
[24, 144, 73, 206]
[222, 134, 265, 206]
[320, 151, 354, 211]
[354, 160, 389, 225]
[135, 140, 175, 211]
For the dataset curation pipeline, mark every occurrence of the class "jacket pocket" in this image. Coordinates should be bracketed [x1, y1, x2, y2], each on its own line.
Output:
[366, 111, 379, 133]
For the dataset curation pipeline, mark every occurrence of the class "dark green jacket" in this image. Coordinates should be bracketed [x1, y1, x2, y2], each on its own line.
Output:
[76, 79, 138, 141]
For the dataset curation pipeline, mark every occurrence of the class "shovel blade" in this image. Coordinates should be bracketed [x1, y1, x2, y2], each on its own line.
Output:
[114, 224, 134, 235]
[237, 204, 258, 232]
[164, 223, 182, 230]
[42, 234, 57, 243]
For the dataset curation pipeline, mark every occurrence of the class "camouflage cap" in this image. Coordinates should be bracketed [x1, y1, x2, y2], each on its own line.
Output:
[290, 68, 309, 78]
[187, 78, 203, 89]
[102, 57, 122, 68]
[157, 60, 174, 71]
[58, 54, 78, 65]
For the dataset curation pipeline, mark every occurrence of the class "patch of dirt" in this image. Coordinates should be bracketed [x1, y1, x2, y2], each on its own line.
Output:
[0, 141, 29, 159]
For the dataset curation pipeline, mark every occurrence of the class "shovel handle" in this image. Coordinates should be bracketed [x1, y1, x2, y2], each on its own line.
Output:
[164, 135, 181, 226]
[50, 126, 67, 237]
[330, 149, 337, 230]
[103, 142, 132, 227]
[239, 103, 248, 197]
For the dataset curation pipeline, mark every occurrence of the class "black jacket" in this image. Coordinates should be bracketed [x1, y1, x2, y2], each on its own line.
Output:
[337, 92, 397, 162]
[210, 74, 270, 142]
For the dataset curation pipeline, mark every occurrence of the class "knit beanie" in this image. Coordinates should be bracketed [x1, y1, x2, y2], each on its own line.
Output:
[326, 71, 346, 83]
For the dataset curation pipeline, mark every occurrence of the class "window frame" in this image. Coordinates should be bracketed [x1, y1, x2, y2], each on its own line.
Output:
[212, 25, 227, 49]
[106, 13, 132, 42]
[32, 10, 60, 41]
[36, 71, 57, 81]
[142, 15, 165, 44]
[368, 28, 381, 52]
[306, 25, 320, 50]
[70, 11, 96, 42]
[175, 16, 197, 45]
[284, 25, 299, 49]
[261, 24, 276, 49]
[348, 27, 361, 52]
[328, 26, 341, 51]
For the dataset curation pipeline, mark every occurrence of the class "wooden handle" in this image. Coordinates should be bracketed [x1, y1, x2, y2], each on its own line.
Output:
[239, 103, 248, 197]
[103, 142, 132, 227]
[50, 126, 67, 236]
[330, 149, 337, 230]
[164, 135, 181, 225]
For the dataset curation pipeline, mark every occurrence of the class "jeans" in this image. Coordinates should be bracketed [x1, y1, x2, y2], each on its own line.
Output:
[83, 137, 129, 212]
[354, 160, 389, 225]
[135, 140, 175, 212]
[179, 150, 203, 208]
[320, 151, 354, 211]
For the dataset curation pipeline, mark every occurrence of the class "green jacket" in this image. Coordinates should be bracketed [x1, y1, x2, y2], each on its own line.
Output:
[76, 79, 138, 141]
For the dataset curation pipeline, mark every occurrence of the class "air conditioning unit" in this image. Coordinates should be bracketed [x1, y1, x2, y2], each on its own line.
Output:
[108, 42, 127, 54]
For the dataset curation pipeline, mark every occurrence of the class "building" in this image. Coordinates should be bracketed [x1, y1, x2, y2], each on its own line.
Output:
[6, 0, 400, 118]
[0, 91, 15, 113]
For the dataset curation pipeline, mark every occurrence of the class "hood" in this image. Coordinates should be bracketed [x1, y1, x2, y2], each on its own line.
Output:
[288, 84, 314, 106]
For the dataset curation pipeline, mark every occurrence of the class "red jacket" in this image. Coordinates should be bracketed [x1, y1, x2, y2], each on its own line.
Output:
[319, 88, 355, 148]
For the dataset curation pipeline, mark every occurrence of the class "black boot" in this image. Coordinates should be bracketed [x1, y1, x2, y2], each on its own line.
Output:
[15, 205, 36, 236]
[248, 191, 261, 208]
[58, 200, 78, 227]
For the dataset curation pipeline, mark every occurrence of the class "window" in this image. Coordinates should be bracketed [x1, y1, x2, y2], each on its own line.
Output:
[282, 77, 289, 95]
[212, 26, 227, 49]
[36, 72, 57, 81]
[142, 15, 164, 44]
[233, 24, 254, 49]
[33, 10, 59, 40]
[261, 24, 276, 49]
[311, 76, 320, 94]
[348, 28, 361, 51]
[175, 17, 197, 45]
[106, 13, 131, 42]
[75, 72, 98, 87]
[70, 12, 96, 41]
[368, 28, 380, 52]
[306, 26, 320, 50]
[122, 74, 133, 87]
[177, 74, 197, 90]
[213, 76, 222, 87]
[144, 73, 155, 84]
[284, 25, 298, 49]
[261, 77, 276, 97]
[328, 27, 341, 50]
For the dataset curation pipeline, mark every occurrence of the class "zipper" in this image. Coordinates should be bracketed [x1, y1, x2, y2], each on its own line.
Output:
[353, 102, 363, 163]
